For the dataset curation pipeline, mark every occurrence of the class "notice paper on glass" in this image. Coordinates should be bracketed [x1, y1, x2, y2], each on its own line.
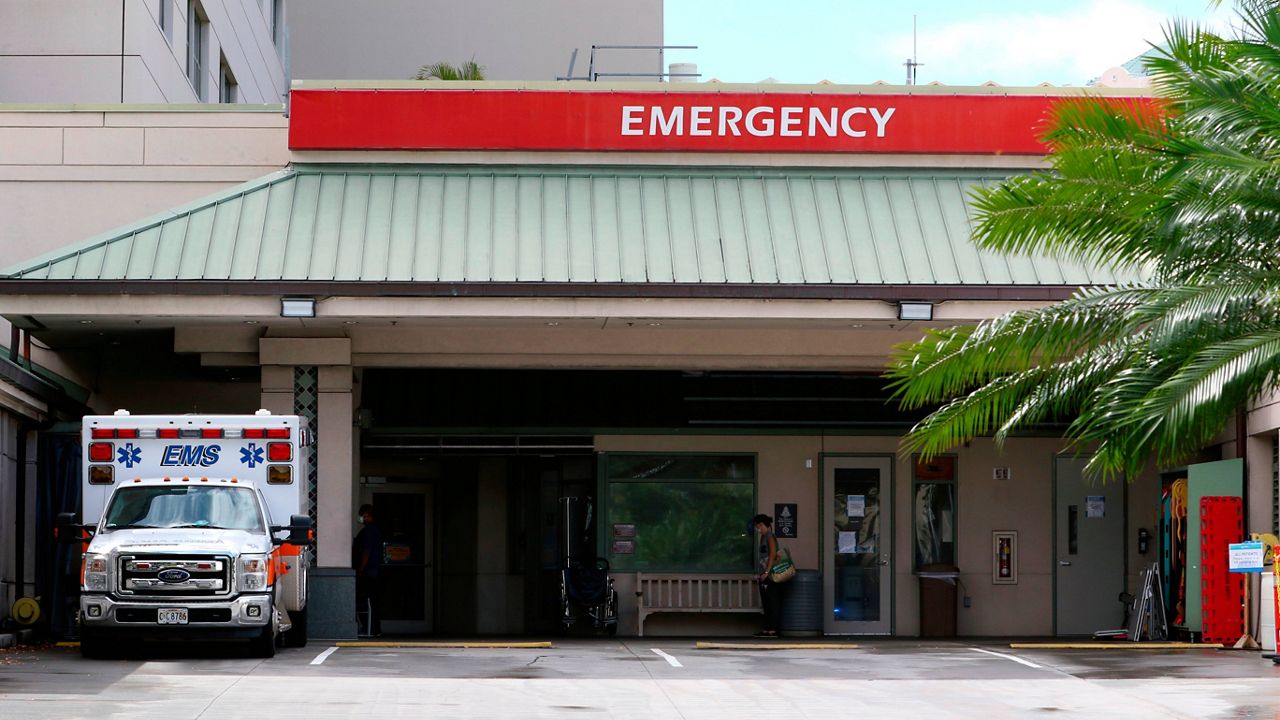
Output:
[847, 495, 866, 518]
[838, 531, 858, 554]
[1086, 495, 1105, 518]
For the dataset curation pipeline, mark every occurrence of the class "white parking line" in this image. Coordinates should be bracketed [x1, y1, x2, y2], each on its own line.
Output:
[310, 646, 340, 665]
[651, 648, 683, 667]
[970, 647, 1042, 669]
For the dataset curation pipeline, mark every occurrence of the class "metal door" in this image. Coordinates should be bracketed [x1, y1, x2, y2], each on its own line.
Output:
[1054, 455, 1124, 635]
[823, 456, 892, 635]
[369, 487, 434, 634]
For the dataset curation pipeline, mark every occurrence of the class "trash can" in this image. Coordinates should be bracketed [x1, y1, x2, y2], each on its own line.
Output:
[781, 570, 822, 637]
[918, 564, 959, 638]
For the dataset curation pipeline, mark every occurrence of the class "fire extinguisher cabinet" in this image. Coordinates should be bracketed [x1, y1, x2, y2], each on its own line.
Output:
[918, 564, 960, 638]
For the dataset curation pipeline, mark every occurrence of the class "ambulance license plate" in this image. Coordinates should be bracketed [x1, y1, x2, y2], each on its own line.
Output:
[157, 608, 188, 625]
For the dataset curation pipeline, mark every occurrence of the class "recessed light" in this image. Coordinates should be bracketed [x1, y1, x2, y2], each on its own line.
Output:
[245, 320, 259, 325]
[344, 320, 359, 325]
[648, 322, 662, 327]
[546, 322, 560, 327]
[850, 323, 864, 328]
[79, 320, 93, 325]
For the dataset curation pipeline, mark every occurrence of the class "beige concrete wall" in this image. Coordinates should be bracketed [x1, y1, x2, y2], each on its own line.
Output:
[0, 109, 287, 267]
[288, 0, 662, 83]
[0, 0, 286, 103]
[596, 433, 1158, 637]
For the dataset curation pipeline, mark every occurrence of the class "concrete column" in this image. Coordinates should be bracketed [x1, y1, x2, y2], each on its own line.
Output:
[475, 459, 507, 634]
[260, 365, 293, 414]
[317, 366, 354, 567]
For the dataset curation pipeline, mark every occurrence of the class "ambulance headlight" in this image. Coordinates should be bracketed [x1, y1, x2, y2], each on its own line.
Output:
[83, 554, 109, 591]
[239, 553, 269, 591]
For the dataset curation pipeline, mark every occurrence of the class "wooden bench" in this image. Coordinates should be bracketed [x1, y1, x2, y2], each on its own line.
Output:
[635, 573, 762, 637]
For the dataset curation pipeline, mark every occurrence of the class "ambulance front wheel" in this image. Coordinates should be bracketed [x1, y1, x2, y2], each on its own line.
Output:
[282, 608, 308, 648]
[79, 629, 109, 659]
[249, 609, 277, 658]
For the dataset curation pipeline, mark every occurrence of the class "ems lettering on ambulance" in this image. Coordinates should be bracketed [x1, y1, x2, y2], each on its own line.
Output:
[619, 104, 896, 139]
[160, 444, 222, 467]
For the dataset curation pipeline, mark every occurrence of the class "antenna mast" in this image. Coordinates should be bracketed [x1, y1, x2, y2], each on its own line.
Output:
[904, 15, 923, 85]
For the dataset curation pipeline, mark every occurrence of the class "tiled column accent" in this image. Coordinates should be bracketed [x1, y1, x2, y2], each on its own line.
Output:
[259, 337, 356, 639]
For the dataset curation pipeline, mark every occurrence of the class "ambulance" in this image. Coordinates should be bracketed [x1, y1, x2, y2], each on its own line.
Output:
[57, 410, 314, 658]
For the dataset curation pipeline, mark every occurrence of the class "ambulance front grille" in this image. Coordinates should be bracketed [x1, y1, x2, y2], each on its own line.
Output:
[117, 555, 232, 597]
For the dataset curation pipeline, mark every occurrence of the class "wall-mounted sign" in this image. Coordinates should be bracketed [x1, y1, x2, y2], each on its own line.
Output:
[774, 503, 797, 539]
[611, 539, 635, 555]
[290, 89, 1152, 155]
[1229, 541, 1265, 573]
[847, 495, 866, 518]
[1086, 495, 1106, 518]
[613, 523, 636, 538]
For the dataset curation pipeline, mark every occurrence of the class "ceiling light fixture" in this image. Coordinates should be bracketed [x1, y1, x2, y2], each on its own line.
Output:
[897, 301, 933, 321]
[280, 297, 316, 318]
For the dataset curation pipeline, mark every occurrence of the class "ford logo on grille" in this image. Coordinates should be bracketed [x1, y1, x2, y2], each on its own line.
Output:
[157, 568, 191, 583]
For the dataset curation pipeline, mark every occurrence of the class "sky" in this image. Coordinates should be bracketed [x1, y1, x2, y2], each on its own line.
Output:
[662, 0, 1236, 86]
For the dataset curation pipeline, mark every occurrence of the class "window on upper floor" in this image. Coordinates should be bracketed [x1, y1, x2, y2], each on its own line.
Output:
[219, 54, 237, 103]
[186, 1, 207, 100]
[158, 0, 172, 43]
[262, 0, 284, 46]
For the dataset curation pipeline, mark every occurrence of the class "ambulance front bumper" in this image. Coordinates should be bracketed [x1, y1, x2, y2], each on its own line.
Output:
[80, 593, 271, 633]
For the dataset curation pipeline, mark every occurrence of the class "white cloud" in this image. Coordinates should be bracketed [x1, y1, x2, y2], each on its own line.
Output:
[880, 1, 1228, 86]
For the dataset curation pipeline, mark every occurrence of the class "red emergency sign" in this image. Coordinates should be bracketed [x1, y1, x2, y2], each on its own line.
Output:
[289, 88, 1153, 156]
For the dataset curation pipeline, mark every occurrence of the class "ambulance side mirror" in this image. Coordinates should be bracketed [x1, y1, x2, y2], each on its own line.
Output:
[55, 512, 93, 543]
[274, 515, 314, 546]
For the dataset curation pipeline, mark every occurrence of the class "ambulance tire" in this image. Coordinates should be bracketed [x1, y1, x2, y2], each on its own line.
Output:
[79, 629, 109, 659]
[282, 609, 308, 648]
[250, 614, 277, 658]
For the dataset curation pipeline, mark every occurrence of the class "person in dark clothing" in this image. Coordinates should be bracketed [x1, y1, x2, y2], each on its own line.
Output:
[353, 503, 384, 636]
[752, 513, 784, 638]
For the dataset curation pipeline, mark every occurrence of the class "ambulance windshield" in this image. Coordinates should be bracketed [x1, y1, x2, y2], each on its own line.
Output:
[102, 486, 264, 532]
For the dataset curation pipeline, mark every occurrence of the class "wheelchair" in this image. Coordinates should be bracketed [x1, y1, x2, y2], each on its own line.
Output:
[560, 557, 619, 635]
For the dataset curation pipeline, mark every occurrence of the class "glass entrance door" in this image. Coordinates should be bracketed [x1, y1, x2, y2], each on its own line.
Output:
[824, 456, 892, 635]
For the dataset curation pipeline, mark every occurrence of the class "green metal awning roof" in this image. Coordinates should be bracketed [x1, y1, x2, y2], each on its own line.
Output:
[1, 164, 1122, 288]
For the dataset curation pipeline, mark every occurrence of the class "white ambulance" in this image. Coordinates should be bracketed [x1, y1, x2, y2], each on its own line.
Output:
[58, 410, 314, 658]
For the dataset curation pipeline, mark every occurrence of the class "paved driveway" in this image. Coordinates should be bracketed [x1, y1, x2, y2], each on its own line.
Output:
[2, 639, 1277, 719]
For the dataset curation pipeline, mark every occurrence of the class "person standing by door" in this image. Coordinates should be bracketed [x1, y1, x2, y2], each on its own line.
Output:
[752, 513, 783, 638]
[353, 504, 384, 636]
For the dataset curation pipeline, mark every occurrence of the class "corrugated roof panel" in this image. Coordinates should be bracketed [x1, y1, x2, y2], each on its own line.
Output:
[257, 179, 297, 280]
[307, 174, 344, 281]
[279, 173, 321, 280]
[2, 165, 1139, 290]
[712, 178, 751, 283]
[810, 179, 852, 283]
[831, 179, 875, 284]
[938, 178, 992, 284]
[790, 178, 831, 283]
[204, 196, 242, 280]
[72, 244, 106, 280]
[176, 203, 214, 280]
[665, 177, 699, 284]
[513, 176, 542, 282]
[637, 177, 670, 283]
[539, 176, 569, 283]
[886, 178, 936, 285]
[126, 226, 163, 280]
[488, 176, 519, 282]
[909, 177, 960, 284]
[360, 174, 394, 281]
[413, 175, 446, 282]
[565, 176, 596, 283]
[764, 178, 803, 283]
[689, 178, 725, 283]
[228, 185, 268, 280]
[588, 176, 622, 283]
